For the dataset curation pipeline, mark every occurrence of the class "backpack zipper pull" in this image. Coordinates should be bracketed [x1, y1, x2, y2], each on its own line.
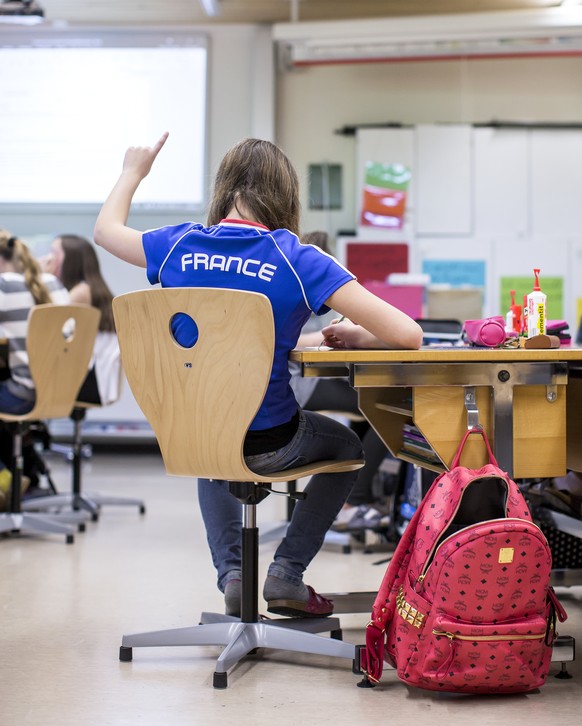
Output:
[432, 630, 455, 640]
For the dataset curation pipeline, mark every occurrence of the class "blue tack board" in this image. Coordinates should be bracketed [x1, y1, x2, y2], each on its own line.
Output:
[422, 259, 486, 288]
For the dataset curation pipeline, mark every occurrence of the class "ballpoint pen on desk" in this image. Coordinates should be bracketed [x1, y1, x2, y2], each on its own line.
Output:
[318, 315, 346, 350]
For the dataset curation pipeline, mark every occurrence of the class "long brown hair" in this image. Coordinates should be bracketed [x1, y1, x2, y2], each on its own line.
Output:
[58, 234, 115, 332]
[0, 230, 52, 305]
[207, 138, 301, 236]
[301, 231, 330, 254]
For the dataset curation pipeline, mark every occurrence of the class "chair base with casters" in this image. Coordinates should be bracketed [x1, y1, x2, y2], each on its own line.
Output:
[119, 481, 358, 689]
[21, 406, 146, 522]
[17, 423, 93, 531]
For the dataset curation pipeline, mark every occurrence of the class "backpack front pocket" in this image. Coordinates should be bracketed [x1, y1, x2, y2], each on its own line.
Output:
[412, 615, 550, 693]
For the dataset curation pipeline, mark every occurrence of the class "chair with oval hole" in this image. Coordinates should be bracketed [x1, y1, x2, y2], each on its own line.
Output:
[0, 303, 100, 544]
[112, 287, 364, 689]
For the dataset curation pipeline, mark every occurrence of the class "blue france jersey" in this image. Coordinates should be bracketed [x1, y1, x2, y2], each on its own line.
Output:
[142, 219, 354, 431]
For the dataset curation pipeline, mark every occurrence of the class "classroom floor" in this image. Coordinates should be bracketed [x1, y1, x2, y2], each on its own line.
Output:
[1, 447, 581, 726]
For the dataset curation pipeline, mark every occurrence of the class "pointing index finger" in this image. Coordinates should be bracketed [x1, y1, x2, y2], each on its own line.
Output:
[153, 131, 170, 155]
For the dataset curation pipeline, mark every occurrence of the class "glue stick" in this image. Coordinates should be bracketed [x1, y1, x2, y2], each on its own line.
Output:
[505, 289, 519, 334]
[526, 268, 547, 338]
[505, 309, 514, 334]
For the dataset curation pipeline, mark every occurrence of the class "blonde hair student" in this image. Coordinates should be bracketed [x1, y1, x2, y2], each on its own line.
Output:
[0, 230, 69, 497]
[0, 230, 69, 415]
[94, 133, 422, 618]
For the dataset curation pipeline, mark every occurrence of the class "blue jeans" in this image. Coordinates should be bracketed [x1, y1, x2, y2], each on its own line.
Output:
[0, 381, 34, 415]
[197, 410, 364, 592]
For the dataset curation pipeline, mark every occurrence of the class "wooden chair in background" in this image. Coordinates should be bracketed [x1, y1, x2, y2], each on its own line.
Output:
[0, 304, 99, 543]
[112, 287, 364, 688]
[22, 335, 146, 521]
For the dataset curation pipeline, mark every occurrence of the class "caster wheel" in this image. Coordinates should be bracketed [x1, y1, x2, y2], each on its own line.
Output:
[78, 523, 86, 533]
[330, 629, 343, 641]
[139, 505, 146, 515]
[119, 646, 133, 662]
[66, 534, 74, 545]
[213, 671, 227, 689]
[356, 676, 376, 688]
[555, 664, 573, 679]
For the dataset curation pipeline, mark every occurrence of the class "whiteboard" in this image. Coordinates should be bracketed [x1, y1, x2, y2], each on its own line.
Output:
[0, 27, 208, 212]
[530, 130, 582, 237]
[416, 125, 472, 236]
[474, 127, 528, 238]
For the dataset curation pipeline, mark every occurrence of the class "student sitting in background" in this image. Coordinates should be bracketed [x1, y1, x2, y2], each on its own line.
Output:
[290, 231, 394, 531]
[0, 230, 69, 507]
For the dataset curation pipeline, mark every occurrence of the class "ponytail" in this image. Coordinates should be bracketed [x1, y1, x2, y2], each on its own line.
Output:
[0, 230, 52, 305]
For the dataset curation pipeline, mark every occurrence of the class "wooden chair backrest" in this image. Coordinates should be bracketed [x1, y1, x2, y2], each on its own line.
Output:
[112, 288, 276, 480]
[1, 304, 100, 422]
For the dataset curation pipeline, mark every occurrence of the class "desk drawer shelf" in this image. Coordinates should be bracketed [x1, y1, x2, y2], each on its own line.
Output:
[400, 422, 443, 468]
[358, 387, 445, 472]
[373, 388, 413, 417]
[375, 402, 413, 417]
[396, 452, 444, 474]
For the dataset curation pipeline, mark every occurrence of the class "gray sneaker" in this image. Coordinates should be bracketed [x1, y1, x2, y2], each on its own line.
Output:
[224, 579, 241, 618]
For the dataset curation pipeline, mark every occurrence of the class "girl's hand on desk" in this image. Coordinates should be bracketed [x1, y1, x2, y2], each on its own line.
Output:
[321, 319, 366, 349]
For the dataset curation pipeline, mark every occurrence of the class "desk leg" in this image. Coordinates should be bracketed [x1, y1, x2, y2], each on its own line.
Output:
[492, 382, 514, 476]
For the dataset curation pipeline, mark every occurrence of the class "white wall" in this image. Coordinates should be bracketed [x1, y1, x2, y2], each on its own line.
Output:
[276, 55, 582, 239]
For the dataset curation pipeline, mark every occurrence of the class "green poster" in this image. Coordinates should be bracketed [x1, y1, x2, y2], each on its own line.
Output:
[500, 277, 563, 321]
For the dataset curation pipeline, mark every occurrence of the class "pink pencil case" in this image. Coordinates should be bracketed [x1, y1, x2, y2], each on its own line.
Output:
[463, 316, 507, 347]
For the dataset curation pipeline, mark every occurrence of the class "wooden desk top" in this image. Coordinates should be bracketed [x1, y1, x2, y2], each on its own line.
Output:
[290, 345, 582, 365]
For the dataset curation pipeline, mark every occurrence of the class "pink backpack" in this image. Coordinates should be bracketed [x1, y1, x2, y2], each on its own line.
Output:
[360, 428, 567, 693]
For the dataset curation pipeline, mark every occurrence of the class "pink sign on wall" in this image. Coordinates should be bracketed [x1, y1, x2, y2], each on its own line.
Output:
[345, 242, 408, 284]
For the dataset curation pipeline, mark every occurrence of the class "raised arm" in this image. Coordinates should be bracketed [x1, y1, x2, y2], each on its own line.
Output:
[321, 280, 423, 350]
[93, 132, 169, 267]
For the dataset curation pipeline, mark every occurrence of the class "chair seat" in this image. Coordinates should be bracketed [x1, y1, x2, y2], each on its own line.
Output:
[250, 458, 364, 484]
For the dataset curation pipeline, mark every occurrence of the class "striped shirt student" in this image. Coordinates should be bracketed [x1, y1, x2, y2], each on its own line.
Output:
[0, 231, 69, 414]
